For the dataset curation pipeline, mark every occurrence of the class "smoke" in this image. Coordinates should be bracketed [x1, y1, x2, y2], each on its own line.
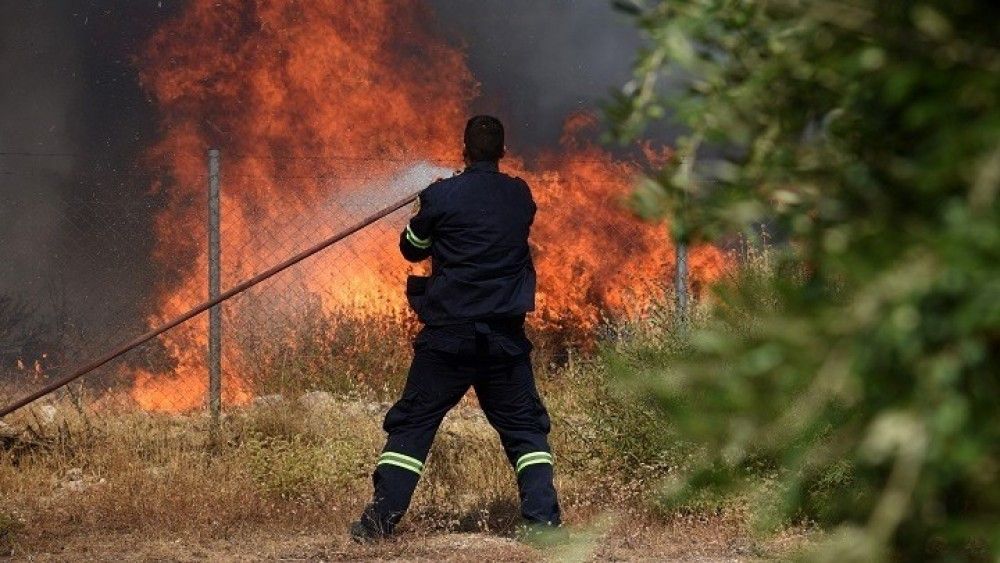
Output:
[0, 2, 78, 302]
[0, 1, 175, 353]
[429, 0, 642, 149]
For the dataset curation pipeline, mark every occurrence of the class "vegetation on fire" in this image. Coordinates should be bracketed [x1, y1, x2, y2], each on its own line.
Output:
[122, 0, 733, 412]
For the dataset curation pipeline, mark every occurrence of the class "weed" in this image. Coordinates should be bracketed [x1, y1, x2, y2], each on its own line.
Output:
[0, 507, 23, 556]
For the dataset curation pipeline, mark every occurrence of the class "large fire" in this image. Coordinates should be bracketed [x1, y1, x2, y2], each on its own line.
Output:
[130, 0, 728, 412]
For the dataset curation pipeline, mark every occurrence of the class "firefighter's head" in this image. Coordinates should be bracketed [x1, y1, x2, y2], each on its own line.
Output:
[463, 115, 505, 164]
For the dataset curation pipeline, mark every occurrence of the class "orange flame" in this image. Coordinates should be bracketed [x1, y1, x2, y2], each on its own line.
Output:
[130, 1, 729, 412]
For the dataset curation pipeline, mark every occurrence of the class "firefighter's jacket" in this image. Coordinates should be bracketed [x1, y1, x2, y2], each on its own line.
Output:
[399, 160, 537, 337]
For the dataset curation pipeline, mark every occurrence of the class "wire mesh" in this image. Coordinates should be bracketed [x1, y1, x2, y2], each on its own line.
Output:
[0, 150, 711, 428]
[0, 154, 460, 425]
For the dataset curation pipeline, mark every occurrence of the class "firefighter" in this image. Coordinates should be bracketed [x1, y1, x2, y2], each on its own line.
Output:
[350, 115, 561, 541]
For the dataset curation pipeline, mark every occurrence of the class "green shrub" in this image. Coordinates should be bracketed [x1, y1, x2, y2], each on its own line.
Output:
[587, 361, 685, 477]
[237, 433, 366, 501]
[609, 1, 1000, 560]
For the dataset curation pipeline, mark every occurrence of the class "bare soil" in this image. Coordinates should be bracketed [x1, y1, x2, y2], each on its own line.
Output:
[9, 517, 811, 562]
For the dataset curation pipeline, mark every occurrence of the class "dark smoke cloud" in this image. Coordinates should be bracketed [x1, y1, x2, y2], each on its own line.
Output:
[429, 0, 642, 150]
[0, 1, 174, 350]
[0, 2, 79, 299]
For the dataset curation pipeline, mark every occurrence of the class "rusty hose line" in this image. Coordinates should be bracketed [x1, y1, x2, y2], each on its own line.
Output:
[0, 192, 419, 418]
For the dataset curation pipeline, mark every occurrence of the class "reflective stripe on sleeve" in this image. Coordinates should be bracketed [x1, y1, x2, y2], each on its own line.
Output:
[515, 451, 553, 474]
[405, 223, 432, 249]
[377, 451, 425, 475]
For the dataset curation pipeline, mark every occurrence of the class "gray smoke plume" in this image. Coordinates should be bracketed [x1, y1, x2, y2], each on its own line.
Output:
[429, 0, 642, 149]
[0, 2, 78, 300]
[0, 1, 174, 363]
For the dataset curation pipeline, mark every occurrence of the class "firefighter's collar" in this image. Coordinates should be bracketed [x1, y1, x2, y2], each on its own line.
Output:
[467, 161, 500, 173]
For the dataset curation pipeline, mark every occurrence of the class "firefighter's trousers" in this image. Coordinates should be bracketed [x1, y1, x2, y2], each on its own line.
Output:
[360, 345, 560, 535]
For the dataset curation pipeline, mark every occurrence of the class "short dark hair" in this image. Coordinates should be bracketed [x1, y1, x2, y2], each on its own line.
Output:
[463, 115, 505, 162]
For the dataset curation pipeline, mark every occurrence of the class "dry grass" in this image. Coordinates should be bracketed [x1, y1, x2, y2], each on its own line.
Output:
[0, 262, 816, 560]
[0, 360, 811, 561]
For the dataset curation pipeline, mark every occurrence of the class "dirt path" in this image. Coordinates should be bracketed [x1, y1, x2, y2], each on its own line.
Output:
[8, 518, 810, 561]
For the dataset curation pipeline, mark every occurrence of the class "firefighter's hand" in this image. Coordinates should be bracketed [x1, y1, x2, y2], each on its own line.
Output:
[411, 197, 421, 216]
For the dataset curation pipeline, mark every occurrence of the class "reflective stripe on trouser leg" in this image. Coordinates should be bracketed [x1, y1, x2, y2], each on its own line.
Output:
[515, 451, 553, 474]
[377, 451, 425, 475]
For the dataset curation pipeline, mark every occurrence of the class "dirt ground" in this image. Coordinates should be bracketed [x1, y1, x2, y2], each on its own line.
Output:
[6, 515, 812, 562]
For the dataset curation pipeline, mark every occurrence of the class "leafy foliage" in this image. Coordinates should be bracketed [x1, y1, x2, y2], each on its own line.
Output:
[607, 0, 999, 560]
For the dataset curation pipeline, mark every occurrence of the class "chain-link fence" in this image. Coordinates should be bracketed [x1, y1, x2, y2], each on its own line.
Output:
[1, 149, 729, 430]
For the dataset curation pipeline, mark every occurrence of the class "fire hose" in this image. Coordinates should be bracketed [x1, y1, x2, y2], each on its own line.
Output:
[0, 192, 419, 418]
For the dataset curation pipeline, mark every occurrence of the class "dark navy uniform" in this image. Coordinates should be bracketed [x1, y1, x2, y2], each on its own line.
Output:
[358, 160, 560, 536]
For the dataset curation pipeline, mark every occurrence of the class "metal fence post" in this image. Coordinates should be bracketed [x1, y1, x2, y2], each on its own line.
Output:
[675, 241, 688, 324]
[673, 138, 699, 328]
[207, 149, 222, 432]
